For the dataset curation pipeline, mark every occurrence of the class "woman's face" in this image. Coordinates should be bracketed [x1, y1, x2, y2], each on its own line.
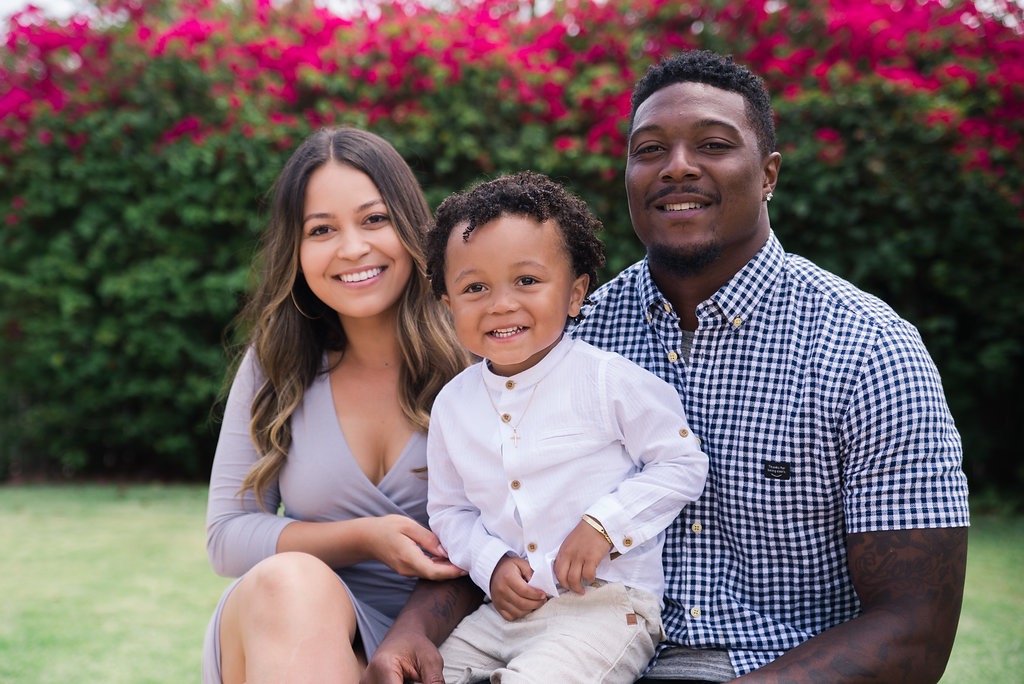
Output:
[298, 162, 414, 325]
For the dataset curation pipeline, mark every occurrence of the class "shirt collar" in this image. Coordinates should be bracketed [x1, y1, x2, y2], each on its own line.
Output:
[701, 231, 784, 328]
[635, 231, 785, 328]
[481, 334, 575, 390]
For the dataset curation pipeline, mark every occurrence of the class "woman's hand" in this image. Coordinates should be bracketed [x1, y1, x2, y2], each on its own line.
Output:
[366, 514, 467, 581]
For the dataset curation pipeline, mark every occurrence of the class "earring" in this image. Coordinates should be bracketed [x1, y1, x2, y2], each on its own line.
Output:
[290, 289, 322, 320]
[765, 191, 774, 202]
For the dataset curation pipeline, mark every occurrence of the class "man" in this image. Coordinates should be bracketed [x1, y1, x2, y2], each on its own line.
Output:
[362, 49, 969, 683]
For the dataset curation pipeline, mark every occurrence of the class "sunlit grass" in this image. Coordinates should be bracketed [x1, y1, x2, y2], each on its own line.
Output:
[0, 484, 1017, 682]
[0, 484, 230, 683]
[943, 514, 1024, 682]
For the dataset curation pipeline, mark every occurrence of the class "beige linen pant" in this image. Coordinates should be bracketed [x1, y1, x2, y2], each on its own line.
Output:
[439, 581, 664, 684]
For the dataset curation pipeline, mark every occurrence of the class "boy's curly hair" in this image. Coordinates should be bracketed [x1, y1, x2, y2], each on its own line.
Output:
[426, 170, 605, 300]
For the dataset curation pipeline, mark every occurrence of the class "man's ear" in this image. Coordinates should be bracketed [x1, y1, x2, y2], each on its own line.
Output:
[762, 151, 782, 197]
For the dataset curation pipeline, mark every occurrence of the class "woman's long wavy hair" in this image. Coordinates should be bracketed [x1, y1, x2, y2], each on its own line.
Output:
[232, 127, 469, 502]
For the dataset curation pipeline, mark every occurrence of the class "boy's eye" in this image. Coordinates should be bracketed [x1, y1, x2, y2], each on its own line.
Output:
[464, 283, 485, 293]
[518, 276, 538, 286]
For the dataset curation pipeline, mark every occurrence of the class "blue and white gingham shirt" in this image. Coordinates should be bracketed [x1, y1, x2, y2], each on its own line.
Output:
[569, 232, 969, 676]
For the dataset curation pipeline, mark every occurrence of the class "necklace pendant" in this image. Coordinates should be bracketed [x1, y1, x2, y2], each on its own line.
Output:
[511, 431, 520, 447]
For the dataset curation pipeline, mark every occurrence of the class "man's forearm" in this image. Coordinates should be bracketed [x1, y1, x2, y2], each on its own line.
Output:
[392, 576, 483, 645]
[736, 606, 940, 682]
[736, 527, 968, 683]
[361, 577, 484, 684]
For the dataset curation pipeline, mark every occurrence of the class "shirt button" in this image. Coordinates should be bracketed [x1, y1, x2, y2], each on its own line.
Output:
[679, 428, 689, 438]
[527, 542, 537, 552]
[505, 380, 515, 390]
[733, 316, 743, 327]
[622, 537, 633, 547]
[667, 351, 679, 362]
[689, 606, 702, 618]
[501, 413, 511, 423]
[646, 313, 653, 323]
[663, 302, 672, 313]
[690, 522, 703, 533]
[510, 480, 521, 490]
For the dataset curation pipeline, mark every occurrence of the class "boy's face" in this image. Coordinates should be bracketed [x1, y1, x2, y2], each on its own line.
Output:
[442, 214, 588, 377]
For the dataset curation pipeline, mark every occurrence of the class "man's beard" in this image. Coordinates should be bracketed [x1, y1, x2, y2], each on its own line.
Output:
[648, 241, 721, 278]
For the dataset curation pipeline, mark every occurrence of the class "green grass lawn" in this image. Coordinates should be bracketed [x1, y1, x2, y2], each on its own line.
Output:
[0, 484, 1019, 683]
[0, 484, 231, 684]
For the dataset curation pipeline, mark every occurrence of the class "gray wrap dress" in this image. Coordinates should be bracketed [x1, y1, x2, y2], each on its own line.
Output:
[201, 350, 428, 683]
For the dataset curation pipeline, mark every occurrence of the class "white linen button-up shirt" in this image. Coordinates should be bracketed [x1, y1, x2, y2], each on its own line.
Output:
[427, 336, 708, 600]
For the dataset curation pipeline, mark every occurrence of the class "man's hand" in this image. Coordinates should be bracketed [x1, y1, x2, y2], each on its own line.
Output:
[360, 626, 445, 684]
[554, 519, 613, 595]
[359, 578, 483, 684]
[489, 556, 547, 621]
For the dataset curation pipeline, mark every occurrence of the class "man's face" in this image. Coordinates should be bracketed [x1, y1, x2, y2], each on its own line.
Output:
[625, 81, 779, 281]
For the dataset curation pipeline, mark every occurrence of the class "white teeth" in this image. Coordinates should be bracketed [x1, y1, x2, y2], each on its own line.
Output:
[662, 202, 704, 211]
[337, 267, 383, 283]
[490, 327, 523, 338]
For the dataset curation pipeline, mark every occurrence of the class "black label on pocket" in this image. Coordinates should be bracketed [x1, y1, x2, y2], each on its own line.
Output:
[763, 461, 791, 480]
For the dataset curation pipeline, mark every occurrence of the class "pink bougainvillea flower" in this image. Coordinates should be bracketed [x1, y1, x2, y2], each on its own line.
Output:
[815, 128, 846, 165]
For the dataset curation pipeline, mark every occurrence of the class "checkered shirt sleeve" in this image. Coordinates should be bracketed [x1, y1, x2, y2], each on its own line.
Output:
[569, 233, 969, 676]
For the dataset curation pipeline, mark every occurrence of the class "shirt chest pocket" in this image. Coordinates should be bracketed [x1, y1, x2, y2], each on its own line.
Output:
[534, 425, 618, 468]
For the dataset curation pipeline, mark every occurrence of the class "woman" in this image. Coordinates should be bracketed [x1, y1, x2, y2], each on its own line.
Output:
[202, 127, 470, 684]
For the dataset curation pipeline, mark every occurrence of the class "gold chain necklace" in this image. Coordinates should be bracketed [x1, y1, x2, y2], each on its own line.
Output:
[483, 378, 540, 448]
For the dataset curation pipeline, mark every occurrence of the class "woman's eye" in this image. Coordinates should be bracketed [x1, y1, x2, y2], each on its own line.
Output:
[365, 213, 391, 227]
[308, 224, 330, 237]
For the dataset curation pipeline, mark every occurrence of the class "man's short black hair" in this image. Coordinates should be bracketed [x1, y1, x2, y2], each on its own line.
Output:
[426, 171, 605, 300]
[630, 49, 776, 156]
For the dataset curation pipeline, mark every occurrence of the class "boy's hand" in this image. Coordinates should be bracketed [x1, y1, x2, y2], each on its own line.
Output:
[489, 555, 547, 620]
[554, 519, 613, 595]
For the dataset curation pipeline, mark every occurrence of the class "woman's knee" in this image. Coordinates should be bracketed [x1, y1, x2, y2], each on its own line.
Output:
[220, 553, 360, 682]
[239, 552, 344, 611]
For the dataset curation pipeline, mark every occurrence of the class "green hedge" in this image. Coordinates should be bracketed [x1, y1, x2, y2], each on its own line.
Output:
[1, 0, 1021, 494]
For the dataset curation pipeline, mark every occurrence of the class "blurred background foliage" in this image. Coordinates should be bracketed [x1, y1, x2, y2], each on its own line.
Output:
[1, 0, 1021, 500]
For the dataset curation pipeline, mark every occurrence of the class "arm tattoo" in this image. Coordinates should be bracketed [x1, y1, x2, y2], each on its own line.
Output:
[847, 527, 968, 608]
[745, 528, 968, 682]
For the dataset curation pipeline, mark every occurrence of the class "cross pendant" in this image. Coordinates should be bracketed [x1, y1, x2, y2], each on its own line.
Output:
[511, 431, 520, 447]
